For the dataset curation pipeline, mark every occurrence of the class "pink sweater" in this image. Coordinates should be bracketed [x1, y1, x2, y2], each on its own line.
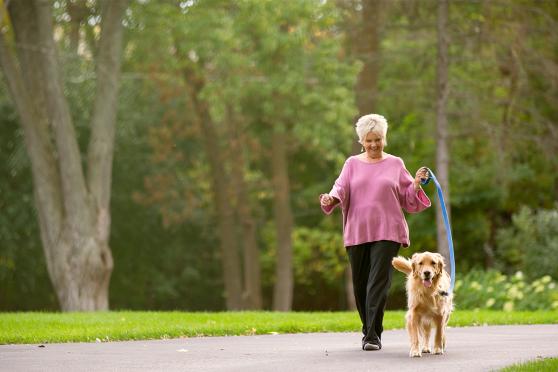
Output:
[321, 154, 431, 247]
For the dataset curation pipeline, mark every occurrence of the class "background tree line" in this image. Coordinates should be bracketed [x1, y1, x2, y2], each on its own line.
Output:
[0, 0, 556, 312]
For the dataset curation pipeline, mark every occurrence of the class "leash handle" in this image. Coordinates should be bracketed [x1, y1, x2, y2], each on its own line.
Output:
[419, 166, 431, 185]
[420, 167, 456, 294]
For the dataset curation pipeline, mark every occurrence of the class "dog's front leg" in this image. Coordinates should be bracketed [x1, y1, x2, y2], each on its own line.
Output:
[407, 311, 422, 357]
[433, 315, 444, 355]
[421, 322, 432, 354]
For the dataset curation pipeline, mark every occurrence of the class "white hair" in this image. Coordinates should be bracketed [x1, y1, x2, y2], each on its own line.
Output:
[355, 114, 388, 146]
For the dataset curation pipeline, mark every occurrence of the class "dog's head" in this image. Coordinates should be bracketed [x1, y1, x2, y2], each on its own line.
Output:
[411, 252, 445, 289]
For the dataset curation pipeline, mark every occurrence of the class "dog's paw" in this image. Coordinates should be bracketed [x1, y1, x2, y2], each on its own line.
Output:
[409, 348, 422, 358]
[433, 346, 444, 355]
[422, 347, 431, 354]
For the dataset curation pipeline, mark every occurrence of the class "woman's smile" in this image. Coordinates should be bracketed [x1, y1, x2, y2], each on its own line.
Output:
[364, 132, 384, 158]
[364, 131, 384, 159]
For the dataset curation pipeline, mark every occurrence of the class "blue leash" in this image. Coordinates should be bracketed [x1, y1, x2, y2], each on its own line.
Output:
[420, 168, 455, 294]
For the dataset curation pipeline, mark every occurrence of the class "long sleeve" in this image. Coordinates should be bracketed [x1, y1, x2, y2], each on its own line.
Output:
[321, 154, 430, 248]
[321, 158, 351, 215]
[398, 163, 431, 213]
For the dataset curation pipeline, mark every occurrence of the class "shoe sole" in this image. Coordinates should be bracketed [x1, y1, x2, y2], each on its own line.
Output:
[363, 343, 380, 351]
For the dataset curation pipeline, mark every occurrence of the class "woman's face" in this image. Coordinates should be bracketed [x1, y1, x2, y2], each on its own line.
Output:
[363, 131, 384, 158]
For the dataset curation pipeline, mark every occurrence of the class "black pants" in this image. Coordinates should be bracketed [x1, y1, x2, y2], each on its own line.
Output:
[347, 240, 400, 346]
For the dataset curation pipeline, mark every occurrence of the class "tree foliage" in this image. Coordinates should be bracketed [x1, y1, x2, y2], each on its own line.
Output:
[0, 0, 556, 311]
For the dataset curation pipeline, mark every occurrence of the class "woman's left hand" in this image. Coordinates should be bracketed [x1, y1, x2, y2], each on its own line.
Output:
[414, 167, 429, 190]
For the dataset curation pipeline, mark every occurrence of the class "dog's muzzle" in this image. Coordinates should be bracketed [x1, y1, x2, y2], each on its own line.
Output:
[422, 271, 432, 288]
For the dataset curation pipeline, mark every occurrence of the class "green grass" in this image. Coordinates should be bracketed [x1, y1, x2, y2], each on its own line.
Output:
[0, 310, 556, 345]
[499, 357, 558, 372]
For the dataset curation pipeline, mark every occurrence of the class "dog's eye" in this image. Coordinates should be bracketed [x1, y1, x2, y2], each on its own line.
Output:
[418, 262, 423, 265]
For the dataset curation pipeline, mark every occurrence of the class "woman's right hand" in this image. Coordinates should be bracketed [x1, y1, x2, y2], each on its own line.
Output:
[320, 193, 334, 206]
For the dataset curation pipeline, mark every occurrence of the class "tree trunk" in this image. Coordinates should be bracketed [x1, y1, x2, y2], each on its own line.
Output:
[352, 0, 383, 155]
[180, 67, 244, 310]
[200, 116, 243, 310]
[345, 0, 384, 308]
[45, 232, 113, 311]
[67, 0, 88, 53]
[271, 126, 294, 311]
[172, 24, 246, 309]
[0, 0, 128, 311]
[436, 0, 451, 264]
[226, 108, 262, 309]
[496, 44, 520, 191]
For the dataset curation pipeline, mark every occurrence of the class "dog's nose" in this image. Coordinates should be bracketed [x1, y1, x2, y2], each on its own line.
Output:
[424, 271, 431, 278]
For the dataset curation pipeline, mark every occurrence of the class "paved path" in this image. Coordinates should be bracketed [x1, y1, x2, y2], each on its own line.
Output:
[1, 325, 557, 372]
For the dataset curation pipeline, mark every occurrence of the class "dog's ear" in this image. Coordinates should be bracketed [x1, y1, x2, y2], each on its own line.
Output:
[411, 254, 419, 277]
[435, 253, 446, 274]
[411, 261, 417, 277]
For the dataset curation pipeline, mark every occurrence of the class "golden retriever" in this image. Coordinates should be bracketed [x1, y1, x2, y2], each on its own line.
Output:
[392, 252, 453, 357]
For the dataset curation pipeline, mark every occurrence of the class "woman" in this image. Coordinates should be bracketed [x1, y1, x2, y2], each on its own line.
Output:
[319, 114, 431, 351]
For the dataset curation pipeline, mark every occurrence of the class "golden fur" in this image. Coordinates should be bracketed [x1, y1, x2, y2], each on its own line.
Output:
[392, 252, 453, 357]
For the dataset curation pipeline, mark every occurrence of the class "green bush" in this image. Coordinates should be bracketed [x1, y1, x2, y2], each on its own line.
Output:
[260, 220, 349, 310]
[496, 206, 558, 280]
[454, 269, 558, 311]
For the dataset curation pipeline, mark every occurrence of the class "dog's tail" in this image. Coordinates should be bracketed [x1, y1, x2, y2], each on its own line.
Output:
[392, 256, 412, 275]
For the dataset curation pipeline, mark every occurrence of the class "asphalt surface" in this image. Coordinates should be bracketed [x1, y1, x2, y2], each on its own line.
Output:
[1, 324, 557, 372]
